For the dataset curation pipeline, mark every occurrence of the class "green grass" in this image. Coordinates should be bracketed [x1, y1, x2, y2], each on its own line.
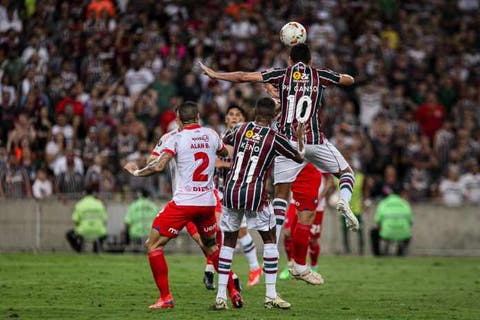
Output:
[1, 253, 479, 320]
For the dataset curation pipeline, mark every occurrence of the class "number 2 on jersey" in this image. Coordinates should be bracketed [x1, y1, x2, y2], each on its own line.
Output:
[286, 95, 312, 123]
[193, 152, 209, 181]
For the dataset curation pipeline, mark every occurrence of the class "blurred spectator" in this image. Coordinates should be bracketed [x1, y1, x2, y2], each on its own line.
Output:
[0, 0, 477, 204]
[124, 56, 154, 98]
[123, 189, 158, 249]
[371, 190, 413, 257]
[0, 153, 32, 199]
[65, 187, 107, 253]
[460, 160, 480, 205]
[439, 165, 465, 207]
[32, 168, 53, 200]
[415, 92, 446, 139]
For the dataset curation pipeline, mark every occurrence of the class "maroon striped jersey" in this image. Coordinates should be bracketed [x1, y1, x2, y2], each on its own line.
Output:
[223, 121, 301, 211]
[261, 62, 340, 144]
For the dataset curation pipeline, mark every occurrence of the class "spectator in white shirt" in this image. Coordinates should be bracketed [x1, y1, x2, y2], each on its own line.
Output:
[21, 36, 49, 67]
[439, 165, 465, 207]
[459, 160, 480, 205]
[32, 168, 53, 199]
[52, 114, 74, 144]
[52, 148, 84, 177]
[124, 57, 154, 97]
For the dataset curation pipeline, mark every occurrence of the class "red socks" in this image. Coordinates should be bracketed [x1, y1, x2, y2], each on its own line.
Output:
[284, 234, 293, 261]
[309, 240, 320, 267]
[148, 249, 170, 298]
[292, 223, 311, 265]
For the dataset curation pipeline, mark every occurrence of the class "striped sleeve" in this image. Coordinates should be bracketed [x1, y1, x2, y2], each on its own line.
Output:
[317, 69, 340, 86]
[222, 125, 239, 146]
[273, 132, 299, 160]
[261, 68, 286, 86]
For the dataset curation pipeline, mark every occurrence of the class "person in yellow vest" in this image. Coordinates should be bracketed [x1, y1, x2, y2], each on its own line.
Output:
[66, 187, 107, 253]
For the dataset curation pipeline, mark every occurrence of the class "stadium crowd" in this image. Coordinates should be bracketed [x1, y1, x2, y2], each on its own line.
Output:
[0, 0, 479, 206]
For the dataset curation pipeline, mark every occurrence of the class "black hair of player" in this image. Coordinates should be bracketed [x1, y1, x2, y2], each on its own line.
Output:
[139, 188, 150, 198]
[176, 101, 199, 123]
[290, 43, 311, 64]
[226, 105, 247, 120]
[254, 97, 276, 121]
[85, 185, 95, 195]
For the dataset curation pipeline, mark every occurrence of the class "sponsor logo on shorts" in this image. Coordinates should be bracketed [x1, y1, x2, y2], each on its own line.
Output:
[203, 223, 217, 233]
[168, 227, 179, 235]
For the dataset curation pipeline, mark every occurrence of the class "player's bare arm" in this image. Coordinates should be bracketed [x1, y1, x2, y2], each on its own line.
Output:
[339, 74, 355, 86]
[198, 61, 263, 83]
[123, 152, 173, 177]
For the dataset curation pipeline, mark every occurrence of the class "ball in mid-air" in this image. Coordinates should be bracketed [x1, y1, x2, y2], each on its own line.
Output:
[280, 22, 307, 46]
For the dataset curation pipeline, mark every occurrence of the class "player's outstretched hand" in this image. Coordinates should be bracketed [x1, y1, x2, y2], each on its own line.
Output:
[198, 61, 216, 79]
[123, 162, 139, 175]
[295, 122, 306, 158]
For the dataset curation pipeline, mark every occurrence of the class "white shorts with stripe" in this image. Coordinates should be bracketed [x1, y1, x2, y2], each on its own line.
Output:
[220, 204, 276, 232]
[274, 138, 349, 184]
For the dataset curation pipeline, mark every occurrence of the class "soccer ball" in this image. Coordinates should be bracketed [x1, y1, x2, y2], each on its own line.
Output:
[280, 22, 307, 46]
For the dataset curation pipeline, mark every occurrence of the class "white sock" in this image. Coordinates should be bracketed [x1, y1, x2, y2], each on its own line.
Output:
[216, 246, 234, 300]
[205, 264, 215, 273]
[293, 261, 308, 274]
[273, 198, 288, 244]
[239, 233, 259, 270]
[339, 173, 355, 203]
[263, 243, 279, 299]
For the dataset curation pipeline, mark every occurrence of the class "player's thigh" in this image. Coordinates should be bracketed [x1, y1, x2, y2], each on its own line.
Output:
[220, 206, 245, 233]
[192, 206, 218, 239]
[273, 155, 306, 184]
[305, 140, 349, 173]
[245, 204, 276, 232]
[292, 169, 322, 212]
[152, 201, 190, 238]
[146, 228, 170, 251]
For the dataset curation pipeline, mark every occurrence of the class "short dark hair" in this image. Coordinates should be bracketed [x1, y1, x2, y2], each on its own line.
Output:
[254, 97, 276, 120]
[176, 101, 199, 123]
[290, 43, 311, 64]
[226, 105, 247, 119]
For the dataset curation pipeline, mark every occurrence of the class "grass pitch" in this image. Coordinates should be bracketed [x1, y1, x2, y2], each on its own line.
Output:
[1, 253, 479, 320]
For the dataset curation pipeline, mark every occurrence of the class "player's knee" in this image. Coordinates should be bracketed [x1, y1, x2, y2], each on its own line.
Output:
[201, 235, 217, 248]
[238, 227, 247, 238]
[298, 210, 315, 224]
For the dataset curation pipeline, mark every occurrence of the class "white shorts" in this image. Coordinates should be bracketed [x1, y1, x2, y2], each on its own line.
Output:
[220, 204, 276, 232]
[274, 138, 349, 184]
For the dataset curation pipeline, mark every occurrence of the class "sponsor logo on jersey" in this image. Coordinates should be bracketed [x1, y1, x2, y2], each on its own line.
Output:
[168, 227, 179, 235]
[292, 70, 309, 83]
[192, 135, 209, 142]
[245, 130, 261, 142]
[185, 185, 212, 192]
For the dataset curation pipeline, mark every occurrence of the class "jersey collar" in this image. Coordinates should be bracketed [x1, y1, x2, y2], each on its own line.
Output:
[183, 124, 201, 130]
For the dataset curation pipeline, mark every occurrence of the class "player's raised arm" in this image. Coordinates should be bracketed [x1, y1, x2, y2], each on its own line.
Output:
[198, 61, 263, 83]
[123, 152, 173, 177]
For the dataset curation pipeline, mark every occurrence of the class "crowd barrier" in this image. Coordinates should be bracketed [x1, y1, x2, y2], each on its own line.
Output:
[0, 199, 479, 256]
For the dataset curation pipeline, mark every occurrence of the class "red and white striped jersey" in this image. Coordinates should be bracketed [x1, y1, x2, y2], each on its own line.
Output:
[261, 62, 340, 144]
[162, 124, 226, 206]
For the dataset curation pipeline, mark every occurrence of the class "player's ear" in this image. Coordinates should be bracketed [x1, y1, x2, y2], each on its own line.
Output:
[289, 57, 293, 65]
[195, 113, 200, 123]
